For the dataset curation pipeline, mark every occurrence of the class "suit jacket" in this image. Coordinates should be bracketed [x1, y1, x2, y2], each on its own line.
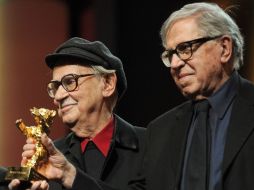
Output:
[140, 75, 254, 190]
[49, 115, 146, 190]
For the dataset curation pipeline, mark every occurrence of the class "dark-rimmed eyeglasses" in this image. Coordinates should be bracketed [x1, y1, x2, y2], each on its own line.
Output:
[47, 73, 95, 98]
[161, 35, 222, 67]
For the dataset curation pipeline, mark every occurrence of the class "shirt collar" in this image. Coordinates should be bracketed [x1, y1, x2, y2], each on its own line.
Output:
[208, 71, 239, 119]
[81, 116, 114, 157]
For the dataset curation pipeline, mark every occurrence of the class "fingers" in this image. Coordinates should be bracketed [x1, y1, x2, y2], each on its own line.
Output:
[8, 180, 49, 190]
[22, 144, 35, 157]
[30, 180, 49, 190]
[22, 138, 36, 157]
[41, 134, 58, 156]
[21, 157, 28, 166]
[8, 179, 20, 190]
[21, 138, 36, 166]
[26, 137, 36, 144]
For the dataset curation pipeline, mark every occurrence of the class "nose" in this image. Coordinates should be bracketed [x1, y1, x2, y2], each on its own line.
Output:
[170, 54, 185, 69]
[53, 85, 69, 103]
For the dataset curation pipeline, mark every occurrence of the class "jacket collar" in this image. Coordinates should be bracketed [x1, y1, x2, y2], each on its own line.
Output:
[62, 114, 139, 151]
[170, 101, 194, 188]
[57, 114, 139, 168]
[113, 114, 139, 150]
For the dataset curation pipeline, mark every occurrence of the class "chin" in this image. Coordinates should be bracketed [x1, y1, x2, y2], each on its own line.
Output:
[181, 87, 197, 99]
[62, 116, 77, 127]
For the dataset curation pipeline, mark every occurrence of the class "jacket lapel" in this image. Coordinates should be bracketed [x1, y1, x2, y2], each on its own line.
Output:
[170, 102, 194, 187]
[68, 142, 84, 169]
[101, 115, 139, 180]
[60, 134, 84, 170]
[222, 96, 254, 174]
[100, 142, 117, 180]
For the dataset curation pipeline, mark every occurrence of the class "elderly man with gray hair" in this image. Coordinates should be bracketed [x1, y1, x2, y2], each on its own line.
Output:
[8, 37, 146, 190]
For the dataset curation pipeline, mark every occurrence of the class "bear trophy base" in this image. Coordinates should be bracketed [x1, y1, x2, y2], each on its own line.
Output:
[5, 166, 47, 188]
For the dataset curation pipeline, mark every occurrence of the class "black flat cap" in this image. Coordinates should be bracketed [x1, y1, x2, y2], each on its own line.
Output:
[45, 37, 127, 99]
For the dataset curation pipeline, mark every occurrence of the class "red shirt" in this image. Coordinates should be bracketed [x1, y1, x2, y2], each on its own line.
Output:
[81, 117, 114, 157]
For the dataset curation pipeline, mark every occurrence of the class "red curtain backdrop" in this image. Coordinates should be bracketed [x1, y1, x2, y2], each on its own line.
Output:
[1, 0, 69, 166]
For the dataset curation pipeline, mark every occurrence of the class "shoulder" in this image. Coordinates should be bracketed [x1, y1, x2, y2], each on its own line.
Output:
[114, 115, 146, 150]
[53, 132, 73, 150]
[115, 114, 146, 134]
[238, 75, 254, 102]
[148, 100, 192, 127]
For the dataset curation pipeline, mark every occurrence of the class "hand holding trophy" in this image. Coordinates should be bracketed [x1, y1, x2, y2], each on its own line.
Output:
[5, 107, 56, 186]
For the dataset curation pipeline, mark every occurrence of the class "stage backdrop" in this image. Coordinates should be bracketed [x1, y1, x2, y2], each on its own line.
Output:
[0, 0, 69, 166]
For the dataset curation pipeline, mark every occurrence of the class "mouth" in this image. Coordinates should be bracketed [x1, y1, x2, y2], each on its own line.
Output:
[178, 73, 191, 79]
[59, 102, 77, 113]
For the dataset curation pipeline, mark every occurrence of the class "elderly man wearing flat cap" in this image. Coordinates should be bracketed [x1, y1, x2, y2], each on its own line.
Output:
[8, 37, 146, 190]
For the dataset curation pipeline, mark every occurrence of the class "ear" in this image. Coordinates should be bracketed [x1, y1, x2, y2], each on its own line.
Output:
[220, 35, 233, 64]
[101, 73, 117, 97]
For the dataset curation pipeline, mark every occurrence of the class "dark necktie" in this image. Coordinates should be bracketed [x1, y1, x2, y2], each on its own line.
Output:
[184, 100, 211, 190]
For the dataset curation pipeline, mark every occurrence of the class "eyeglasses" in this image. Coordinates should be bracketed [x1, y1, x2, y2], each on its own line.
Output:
[161, 35, 222, 67]
[47, 73, 95, 98]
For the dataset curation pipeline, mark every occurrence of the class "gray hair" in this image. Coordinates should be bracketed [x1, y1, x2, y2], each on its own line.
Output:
[91, 65, 118, 109]
[91, 65, 116, 75]
[160, 2, 244, 70]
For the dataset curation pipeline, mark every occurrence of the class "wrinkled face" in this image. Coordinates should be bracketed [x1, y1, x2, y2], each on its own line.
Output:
[51, 64, 105, 128]
[165, 17, 230, 100]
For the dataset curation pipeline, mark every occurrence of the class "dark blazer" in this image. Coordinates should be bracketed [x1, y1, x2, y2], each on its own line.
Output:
[49, 115, 146, 190]
[139, 75, 254, 190]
